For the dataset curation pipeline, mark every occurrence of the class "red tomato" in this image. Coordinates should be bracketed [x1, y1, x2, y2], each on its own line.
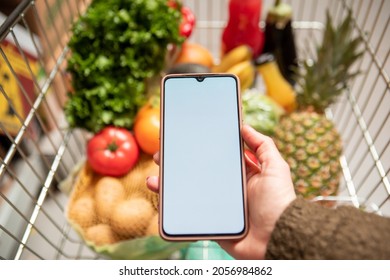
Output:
[87, 126, 139, 177]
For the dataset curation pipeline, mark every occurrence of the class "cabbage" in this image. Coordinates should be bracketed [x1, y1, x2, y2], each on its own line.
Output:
[242, 89, 284, 135]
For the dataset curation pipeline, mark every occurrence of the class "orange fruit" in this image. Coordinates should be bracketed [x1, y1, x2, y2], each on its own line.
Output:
[175, 42, 214, 68]
[134, 105, 160, 155]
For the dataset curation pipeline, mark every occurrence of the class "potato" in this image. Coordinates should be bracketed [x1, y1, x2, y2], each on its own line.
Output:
[111, 197, 155, 238]
[94, 177, 125, 223]
[145, 213, 159, 236]
[85, 224, 118, 245]
[68, 195, 96, 228]
[145, 190, 159, 211]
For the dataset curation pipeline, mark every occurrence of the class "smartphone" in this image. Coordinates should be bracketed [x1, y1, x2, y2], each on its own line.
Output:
[160, 73, 248, 241]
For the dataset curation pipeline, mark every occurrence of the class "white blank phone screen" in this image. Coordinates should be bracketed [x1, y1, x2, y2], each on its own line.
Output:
[162, 76, 245, 236]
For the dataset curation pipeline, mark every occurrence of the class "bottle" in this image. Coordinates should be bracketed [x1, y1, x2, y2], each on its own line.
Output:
[255, 53, 296, 112]
[221, 0, 264, 58]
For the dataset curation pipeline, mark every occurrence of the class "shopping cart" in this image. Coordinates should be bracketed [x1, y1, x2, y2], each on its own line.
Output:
[0, 0, 389, 260]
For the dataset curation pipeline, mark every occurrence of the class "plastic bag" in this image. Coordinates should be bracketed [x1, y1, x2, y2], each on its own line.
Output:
[65, 153, 189, 259]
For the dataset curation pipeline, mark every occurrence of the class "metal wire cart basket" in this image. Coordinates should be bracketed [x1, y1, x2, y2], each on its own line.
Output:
[0, 0, 389, 260]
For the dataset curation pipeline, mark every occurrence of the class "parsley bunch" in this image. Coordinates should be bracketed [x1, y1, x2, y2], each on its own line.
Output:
[65, 0, 183, 133]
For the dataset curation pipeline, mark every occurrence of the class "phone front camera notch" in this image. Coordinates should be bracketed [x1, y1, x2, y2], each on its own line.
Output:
[196, 76, 205, 82]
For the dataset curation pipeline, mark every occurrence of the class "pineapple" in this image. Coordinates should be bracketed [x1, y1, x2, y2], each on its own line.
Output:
[273, 11, 363, 201]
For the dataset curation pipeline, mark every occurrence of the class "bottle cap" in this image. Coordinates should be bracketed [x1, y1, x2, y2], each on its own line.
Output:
[254, 53, 275, 66]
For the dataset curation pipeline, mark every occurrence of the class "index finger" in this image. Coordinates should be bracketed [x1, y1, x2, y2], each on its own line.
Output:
[153, 152, 160, 166]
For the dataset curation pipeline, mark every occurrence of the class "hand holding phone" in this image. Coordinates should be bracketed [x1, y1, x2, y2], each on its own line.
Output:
[160, 74, 248, 241]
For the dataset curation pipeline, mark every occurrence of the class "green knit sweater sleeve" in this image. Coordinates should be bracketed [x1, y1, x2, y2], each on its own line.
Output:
[265, 198, 390, 259]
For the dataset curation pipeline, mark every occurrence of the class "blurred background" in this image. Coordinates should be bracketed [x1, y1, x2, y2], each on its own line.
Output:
[0, 0, 389, 260]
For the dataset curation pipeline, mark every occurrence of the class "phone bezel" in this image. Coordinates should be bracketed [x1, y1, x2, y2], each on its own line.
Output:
[159, 73, 248, 241]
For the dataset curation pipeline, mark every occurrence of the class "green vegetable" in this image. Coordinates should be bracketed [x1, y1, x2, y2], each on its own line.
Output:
[242, 89, 284, 135]
[65, 0, 184, 133]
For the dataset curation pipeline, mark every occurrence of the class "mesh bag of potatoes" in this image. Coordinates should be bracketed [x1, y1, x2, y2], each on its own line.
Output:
[66, 154, 188, 259]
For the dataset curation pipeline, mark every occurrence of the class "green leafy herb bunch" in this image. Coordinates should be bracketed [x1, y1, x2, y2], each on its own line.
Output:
[65, 0, 184, 133]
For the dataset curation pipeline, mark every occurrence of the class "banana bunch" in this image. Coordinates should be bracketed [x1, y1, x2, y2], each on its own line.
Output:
[212, 45, 256, 91]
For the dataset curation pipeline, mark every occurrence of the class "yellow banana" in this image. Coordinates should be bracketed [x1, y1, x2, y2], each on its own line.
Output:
[240, 67, 256, 91]
[226, 60, 255, 91]
[257, 61, 296, 112]
[212, 45, 253, 73]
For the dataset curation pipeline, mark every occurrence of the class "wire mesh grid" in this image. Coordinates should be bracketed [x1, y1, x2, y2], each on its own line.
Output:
[0, 0, 389, 260]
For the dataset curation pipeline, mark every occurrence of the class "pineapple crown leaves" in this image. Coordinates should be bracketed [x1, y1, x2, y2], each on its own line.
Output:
[295, 9, 364, 113]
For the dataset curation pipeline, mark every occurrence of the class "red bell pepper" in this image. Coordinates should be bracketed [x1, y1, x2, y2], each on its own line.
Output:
[168, 1, 195, 38]
[222, 0, 265, 57]
[179, 6, 195, 38]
